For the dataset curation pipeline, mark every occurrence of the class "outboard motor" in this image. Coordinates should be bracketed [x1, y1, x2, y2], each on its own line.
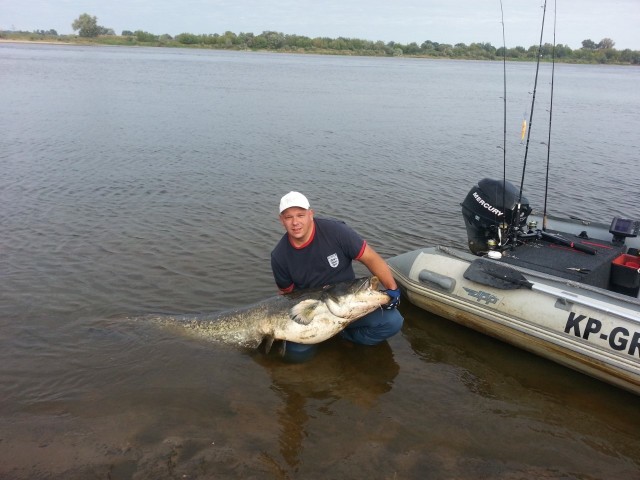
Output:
[461, 178, 532, 255]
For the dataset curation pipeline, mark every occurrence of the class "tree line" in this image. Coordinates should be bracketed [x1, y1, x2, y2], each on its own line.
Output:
[160, 32, 640, 65]
[3, 13, 638, 65]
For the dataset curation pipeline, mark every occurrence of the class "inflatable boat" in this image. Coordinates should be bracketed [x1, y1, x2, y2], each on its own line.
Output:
[388, 179, 640, 395]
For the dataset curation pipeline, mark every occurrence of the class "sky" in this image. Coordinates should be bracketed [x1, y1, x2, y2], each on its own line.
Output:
[2, 0, 639, 50]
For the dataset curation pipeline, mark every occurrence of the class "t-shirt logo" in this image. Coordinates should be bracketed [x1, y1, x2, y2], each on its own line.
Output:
[327, 253, 339, 268]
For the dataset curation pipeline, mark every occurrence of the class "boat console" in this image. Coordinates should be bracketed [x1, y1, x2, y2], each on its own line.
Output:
[610, 216, 640, 244]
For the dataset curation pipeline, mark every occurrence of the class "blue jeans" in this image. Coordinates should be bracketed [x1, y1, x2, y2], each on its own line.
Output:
[340, 307, 404, 345]
[282, 308, 404, 362]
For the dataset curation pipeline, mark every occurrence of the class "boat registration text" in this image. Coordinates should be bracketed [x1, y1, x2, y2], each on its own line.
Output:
[565, 312, 640, 357]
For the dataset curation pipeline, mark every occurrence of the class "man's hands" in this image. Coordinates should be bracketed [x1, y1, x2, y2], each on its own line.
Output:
[384, 288, 401, 309]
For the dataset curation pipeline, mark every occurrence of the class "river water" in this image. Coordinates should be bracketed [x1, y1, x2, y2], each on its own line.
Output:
[1, 43, 639, 479]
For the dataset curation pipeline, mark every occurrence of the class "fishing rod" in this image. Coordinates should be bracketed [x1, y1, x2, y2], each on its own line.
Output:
[499, 0, 507, 243]
[512, 0, 547, 241]
[542, 0, 557, 231]
[491, 2, 591, 256]
[495, 0, 520, 250]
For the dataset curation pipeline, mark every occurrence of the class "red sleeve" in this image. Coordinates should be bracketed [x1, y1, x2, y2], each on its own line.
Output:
[354, 240, 367, 261]
[279, 283, 295, 294]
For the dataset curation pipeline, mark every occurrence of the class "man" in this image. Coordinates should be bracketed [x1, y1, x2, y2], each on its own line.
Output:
[271, 191, 403, 362]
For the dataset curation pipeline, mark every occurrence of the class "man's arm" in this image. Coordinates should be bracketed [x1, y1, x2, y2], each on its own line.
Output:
[357, 244, 398, 291]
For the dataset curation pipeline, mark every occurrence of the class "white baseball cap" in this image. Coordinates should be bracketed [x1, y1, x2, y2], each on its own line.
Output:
[279, 191, 310, 213]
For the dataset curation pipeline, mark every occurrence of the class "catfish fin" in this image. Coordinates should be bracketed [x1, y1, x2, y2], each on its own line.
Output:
[289, 299, 320, 325]
[263, 335, 275, 354]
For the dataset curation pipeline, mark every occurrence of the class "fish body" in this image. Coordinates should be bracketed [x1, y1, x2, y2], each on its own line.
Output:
[146, 276, 390, 348]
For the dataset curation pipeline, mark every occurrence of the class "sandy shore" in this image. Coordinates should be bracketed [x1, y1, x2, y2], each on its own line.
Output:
[0, 38, 73, 45]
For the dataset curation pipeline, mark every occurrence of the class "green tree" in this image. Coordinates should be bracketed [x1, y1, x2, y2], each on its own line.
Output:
[72, 13, 101, 37]
[554, 43, 572, 58]
[286, 34, 312, 49]
[34, 29, 58, 36]
[260, 31, 285, 49]
[404, 42, 421, 55]
[176, 33, 199, 45]
[619, 49, 640, 65]
[237, 32, 254, 48]
[581, 39, 597, 50]
[135, 30, 158, 42]
[597, 38, 615, 49]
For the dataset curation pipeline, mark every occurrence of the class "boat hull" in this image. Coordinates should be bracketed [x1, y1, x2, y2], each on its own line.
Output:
[388, 246, 640, 395]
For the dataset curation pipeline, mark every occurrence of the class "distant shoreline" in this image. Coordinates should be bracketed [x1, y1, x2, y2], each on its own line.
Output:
[1, 36, 637, 65]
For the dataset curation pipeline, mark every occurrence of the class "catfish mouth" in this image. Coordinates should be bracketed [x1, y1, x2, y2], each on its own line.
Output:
[324, 276, 374, 296]
[351, 275, 377, 293]
[323, 276, 390, 319]
[345, 276, 384, 297]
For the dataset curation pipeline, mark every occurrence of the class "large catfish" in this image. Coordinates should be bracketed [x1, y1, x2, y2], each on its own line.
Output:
[144, 276, 390, 350]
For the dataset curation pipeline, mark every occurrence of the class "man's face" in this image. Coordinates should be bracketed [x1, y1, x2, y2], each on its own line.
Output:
[279, 207, 314, 244]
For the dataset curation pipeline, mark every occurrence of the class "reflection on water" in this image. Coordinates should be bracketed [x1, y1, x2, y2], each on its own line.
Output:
[401, 302, 640, 478]
[255, 339, 399, 470]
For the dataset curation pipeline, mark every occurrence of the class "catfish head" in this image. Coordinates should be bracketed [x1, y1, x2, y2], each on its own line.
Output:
[320, 276, 391, 319]
[287, 276, 391, 330]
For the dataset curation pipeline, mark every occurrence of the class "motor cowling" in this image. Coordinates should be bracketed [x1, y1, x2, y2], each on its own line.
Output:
[461, 178, 531, 255]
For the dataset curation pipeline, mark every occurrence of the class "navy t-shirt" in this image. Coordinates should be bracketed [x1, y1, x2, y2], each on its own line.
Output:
[271, 217, 366, 291]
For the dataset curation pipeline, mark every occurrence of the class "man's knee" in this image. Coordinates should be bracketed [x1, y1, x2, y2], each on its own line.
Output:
[341, 309, 403, 345]
[281, 341, 318, 363]
[376, 308, 404, 339]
